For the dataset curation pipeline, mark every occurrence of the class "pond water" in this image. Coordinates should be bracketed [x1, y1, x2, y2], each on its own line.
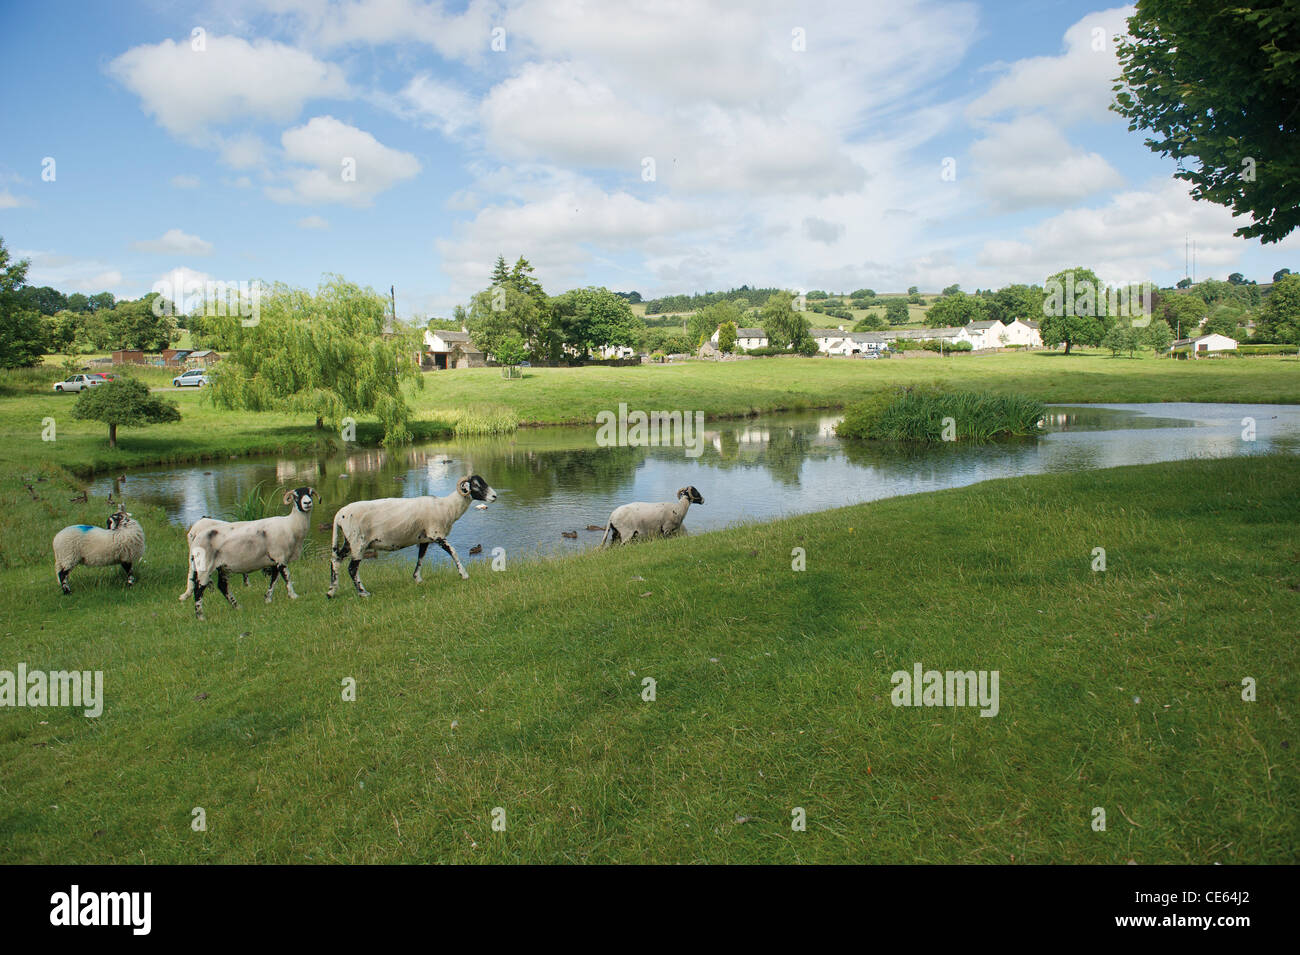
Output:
[90, 403, 1300, 566]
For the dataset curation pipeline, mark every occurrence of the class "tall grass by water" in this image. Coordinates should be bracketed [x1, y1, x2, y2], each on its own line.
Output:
[837, 387, 1046, 441]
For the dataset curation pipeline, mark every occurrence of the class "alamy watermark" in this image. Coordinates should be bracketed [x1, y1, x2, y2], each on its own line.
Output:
[151, 270, 262, 326]
[0, 664, 102, 717]
[891, 662, 999, 717]
[595, 402, 705, 458]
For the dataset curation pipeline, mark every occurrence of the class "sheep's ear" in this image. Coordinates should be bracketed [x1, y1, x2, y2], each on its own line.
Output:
[458, 478, 470, 495]
[283, 490, 295, 505]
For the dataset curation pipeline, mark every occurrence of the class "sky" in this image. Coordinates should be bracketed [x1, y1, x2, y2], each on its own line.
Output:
[1, 0, 1297, 319]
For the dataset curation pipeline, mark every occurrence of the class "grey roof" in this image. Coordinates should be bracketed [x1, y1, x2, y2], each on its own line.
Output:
[810, 328, 842, 337]
[433, 330, 471, 343]
[1023, 319, 1040, 328]
[188, 349, 215, 357]
[736, 328, 766, 338]
[966, 320, 1000, 330]
[881, 326, 966, 340]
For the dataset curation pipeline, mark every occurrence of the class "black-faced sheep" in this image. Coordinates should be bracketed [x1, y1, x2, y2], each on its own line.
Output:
[53, 507, 145, 594]
[189, 487, 316, 620]
[600, 486, 703, 546]
[326, 475, 496, 598]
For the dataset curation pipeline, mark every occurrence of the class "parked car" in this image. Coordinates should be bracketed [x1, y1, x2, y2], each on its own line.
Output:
[86, 372, 115, 382]
[172, 369, 209, 388]
[53, 374, 104, 393]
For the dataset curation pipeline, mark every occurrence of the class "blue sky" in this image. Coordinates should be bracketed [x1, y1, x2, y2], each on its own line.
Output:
[1, 0, 1296, 319]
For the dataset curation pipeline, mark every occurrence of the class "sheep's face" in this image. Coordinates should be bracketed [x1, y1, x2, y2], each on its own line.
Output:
[106, 510, 131, 530]
[459, 475, 497, 502]
[678, 486, 704, 505]
[284, 486, 317, 513]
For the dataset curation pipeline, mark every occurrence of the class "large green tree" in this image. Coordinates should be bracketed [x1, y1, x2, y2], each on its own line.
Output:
[1112, 0, 1300, 243]
[0, 238, 47, 368]
[208, 276, 422, 446]
[925, 291, 989, 327]
[1256, 272, 1300, 345]
[551, 287, 642, 359]
[760, 291, 812, 349]
[884, 299, 910, 326]
[73, 377, 180, 448]
[1039, 267, 1114, 354]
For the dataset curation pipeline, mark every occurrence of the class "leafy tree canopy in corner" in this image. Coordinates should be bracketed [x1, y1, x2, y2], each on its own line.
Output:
[1257, 272, 1300, 345]
[73, 377, 180, 448]
[1112, 0, 1300, 243]
[0, 238, 47, 369]
[207, 276, 422, 446]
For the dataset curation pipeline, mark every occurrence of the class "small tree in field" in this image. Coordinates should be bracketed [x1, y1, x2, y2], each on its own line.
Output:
[1144, 319, 1174, 354]
[717, 321, 738, 353]
[73, 377, 180, 448]
[495, 333, 527, 378]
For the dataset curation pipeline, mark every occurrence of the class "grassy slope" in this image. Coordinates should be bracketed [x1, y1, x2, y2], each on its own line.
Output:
[1, 455, 1295, 863]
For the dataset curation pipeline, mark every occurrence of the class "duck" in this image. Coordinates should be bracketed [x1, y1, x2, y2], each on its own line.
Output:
[561, 530, 578, 539]
[468, 544, 483, 555]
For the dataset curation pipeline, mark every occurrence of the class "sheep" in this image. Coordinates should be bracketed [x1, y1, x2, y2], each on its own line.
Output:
[177, 517, 252, 600]
[326, 474, 496, 599]
[600, 486, 703, 546]
[189, 487, 316, 620]
[53, 506, 146, 594]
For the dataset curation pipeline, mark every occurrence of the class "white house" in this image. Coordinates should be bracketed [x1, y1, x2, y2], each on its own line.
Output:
[711, 326, 769, 350]
[879, 326, 974, 347]
[827, 332, 888, 355]
[964, 320, 1007, 350]
[423, 329, 486, 369]
[1002, 318, 1043, 348]
[1172, 333, 1238, 356]
[811, 328, 847, 353]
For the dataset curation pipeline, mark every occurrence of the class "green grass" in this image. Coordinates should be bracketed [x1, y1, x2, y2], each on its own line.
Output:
[0, 455, 1295, 863]
[838, 388, 1046, 441]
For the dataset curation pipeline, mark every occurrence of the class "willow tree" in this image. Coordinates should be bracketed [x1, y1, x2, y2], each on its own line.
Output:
[207, 277, 422, 446]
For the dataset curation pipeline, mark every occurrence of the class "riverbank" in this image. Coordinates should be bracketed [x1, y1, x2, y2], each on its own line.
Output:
[1, 454, 1294, 863]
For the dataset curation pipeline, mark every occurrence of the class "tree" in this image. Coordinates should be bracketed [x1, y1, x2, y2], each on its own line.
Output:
[16, 285, 68, 315]
[941, 283, 960, 297]
[0, 239, 48, 368]
[691, 300, 743, 348]
[104, 293, 179, 351]
[73, 377, 180, 448]
[717, 321, 738, 353]
[1176, 278, 1192, 289]
[1273, 268, 1292, 283]
[907, 286, 919, 296]
[552, 287, 642, 359]
[760, 291, 811, 349]
[1112, 0, 1300, 243]
[853, 311, 888, 332]
[208, 276, 422, 446]
[1228, 272, 1246, 285]
[1202, 311, 1240, 338]
[925, 291, 989, 327]
[885, 299, 910, 325]
[1159, 294, 1206, 339]
[1039, 267, 1114, 354]
[987, 284, 1046, 324]
[1256, 272, 1300, 344]
[495, 333, 527, 377]
[1144, 318, 1174, 353]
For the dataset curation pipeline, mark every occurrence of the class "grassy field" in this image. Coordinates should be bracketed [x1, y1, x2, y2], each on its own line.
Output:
[1, 454, 1294, 863]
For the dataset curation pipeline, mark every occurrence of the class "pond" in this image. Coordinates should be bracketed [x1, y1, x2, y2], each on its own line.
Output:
[90, 403, 1300, 566]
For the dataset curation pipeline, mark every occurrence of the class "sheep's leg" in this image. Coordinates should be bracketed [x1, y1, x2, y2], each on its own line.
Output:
[327, 538, 351, 598]
[217, 568, 240, 609]
[264, 566, 278, 603]
[435, 538, 469, 580]
[348, 558, 370, 597]
[57, 567, 72, 595]
[120, 561, 135, 586]
[413, 542, 429, 582]
[242, 573, 250, 587]
[279, 565, 298, 599]
[194, 581, 206, 620]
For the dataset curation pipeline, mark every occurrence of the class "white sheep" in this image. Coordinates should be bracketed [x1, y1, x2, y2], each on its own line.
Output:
[177, 517, 251, 600]
[326, 474, 496, 598]
[189, 487, 316, 620]
[600, 486, 704, 546]
[53, 507, 146, 594]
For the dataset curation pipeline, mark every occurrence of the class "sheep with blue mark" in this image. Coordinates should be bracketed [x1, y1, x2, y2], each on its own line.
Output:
[52, 506, 145, 594]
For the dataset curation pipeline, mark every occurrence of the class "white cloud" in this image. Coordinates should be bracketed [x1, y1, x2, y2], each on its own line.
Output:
[0, 190, 34, 209]
[966, 6, 1135, 124]
[20, 250, 124, 292]
[969, 116, 1124, 212]
[396, 73, 478, 136]
[803, 217, 845, 245]
[170, 174, 201, 188]
[298, 215, 330, 229]
[283, 0, 501, 61]
[266, 115, 421, 205]
[108, 34, 348, 141]
[132, 229, 214, 256]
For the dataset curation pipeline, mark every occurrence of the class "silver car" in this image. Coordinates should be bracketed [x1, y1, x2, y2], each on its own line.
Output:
[53, 374, 104, 393]
[173, 369, 209, 387]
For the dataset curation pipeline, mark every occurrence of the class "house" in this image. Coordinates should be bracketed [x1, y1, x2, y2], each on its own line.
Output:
[1171, 333, 1237, 356]
[1002, 318, 1043, 348]
[879, 326, 974, 347]
[827, 332, 888, 356]
[112, 349, 145, 364]
[449, 342, 486, 368]
[161, 348, 192, 366]
[811, 328, 847, 353]
[424, 329, 478, 369]
[964, 320, 1007, 350]
[186, 349, 221, 367]
[711, 326, 769, 350]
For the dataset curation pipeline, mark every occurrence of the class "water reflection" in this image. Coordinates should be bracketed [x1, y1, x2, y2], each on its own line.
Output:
[91, 403, 1300, 567]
